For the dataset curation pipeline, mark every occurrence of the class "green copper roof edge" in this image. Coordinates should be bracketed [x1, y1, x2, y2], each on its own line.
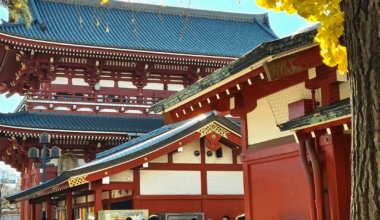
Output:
[279, 99, 351, 132]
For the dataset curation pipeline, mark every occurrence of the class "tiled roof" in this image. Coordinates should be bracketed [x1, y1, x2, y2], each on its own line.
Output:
[0, 0, 278, 57]
[152, 28, 318, 113]
[5, 113, 240, 201]
[280, 98, 350, 131]
[0, 111, 165, 133]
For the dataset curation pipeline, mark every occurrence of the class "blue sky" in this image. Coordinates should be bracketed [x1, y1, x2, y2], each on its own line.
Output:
[0, 0, 311, 113]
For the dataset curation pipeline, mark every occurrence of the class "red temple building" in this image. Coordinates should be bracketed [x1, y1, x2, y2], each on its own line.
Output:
[153, 23, 352, 220]
[0, 0, 278, 220]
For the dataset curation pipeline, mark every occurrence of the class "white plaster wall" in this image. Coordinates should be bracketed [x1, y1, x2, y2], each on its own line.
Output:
[247, 98, 294, 145]
[205, 141, 233, 164]
[237, 156, 242, 164]
[207, 171, 244, 195]
[99, 80, 115, 87]
[167, 84, 184, 91]
[150, 155, 168, 163]
[51, 77, 69, 85]
[140, 170, 201, 195]
[76, 196, 86, 204]
[110, 170, 134, 182]
[72, 78, 89, 86]
[111, 190, 133, 199]
[58, 200, 65, 207]
[173, 139, 201, 164]
[87, 194, 94, 202]
[266, 82, 322, 124]
[339, 81, 350, 100]
[118, 81, 135, 89]
[145, 83, 164, 90]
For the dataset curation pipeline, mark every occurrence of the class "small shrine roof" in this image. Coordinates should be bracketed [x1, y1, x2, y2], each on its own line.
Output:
[280, 98, 350, 132]
[0, 111, 165, 134]
[5, 112, 240, 202]
[0, 0, 278, 57]
[151, 26, 319, 113]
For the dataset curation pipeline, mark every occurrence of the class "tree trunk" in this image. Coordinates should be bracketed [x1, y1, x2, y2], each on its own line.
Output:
[344, 0, 380, 219]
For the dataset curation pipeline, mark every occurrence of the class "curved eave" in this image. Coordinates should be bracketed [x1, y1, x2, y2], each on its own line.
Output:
[0, 123, 144, 135]
[0, 31, 238, 61]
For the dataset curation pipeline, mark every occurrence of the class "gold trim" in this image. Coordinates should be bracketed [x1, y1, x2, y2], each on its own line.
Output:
[68, 175, 88, 187]
[197, 122, 229, 139]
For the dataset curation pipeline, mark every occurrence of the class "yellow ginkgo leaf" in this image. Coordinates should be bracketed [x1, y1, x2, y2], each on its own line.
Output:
[161, 1, 166, 7]
[97, 20, 99, 26]
[14, 4, 21, 8]
[106, 27, 109, 33]
[101, 0, 108, 5]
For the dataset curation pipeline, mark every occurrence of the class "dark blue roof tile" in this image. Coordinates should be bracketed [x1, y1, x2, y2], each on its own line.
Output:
[0, 0, 278, 57]
[0, 111, 165, 133]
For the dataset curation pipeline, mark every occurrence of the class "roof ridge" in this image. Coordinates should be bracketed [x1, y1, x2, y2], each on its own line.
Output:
[39, 0, 269, 24]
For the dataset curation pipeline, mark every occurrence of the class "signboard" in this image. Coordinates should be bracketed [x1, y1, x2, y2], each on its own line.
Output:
[98, 210, 149, 220]
[158, 213, 204, 220]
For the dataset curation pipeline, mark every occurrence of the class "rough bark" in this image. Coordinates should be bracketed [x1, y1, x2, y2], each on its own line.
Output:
[345, 0, 380, 219]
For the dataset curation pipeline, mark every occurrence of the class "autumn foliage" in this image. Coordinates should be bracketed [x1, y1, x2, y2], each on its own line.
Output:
[257, 0, 347, 73]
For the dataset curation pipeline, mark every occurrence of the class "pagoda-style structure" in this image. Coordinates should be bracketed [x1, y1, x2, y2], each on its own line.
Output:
[0, 1, 277, 220]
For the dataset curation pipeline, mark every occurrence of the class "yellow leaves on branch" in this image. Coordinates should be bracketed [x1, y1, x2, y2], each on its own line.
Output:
[257, 0, 347, 74]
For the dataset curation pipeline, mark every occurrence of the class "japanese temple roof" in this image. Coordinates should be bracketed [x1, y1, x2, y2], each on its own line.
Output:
[5, 112, 240, 202]
[151, 25, 319, 113]
[0, 0, 278, 57]
[0, 111, 165, 134]
[280, 98, 351, 132]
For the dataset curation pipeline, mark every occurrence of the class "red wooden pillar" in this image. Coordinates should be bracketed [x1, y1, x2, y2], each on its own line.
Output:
[240, 113, 252, 220]
[132, 169, 140, 209]
[200, 138, 208, 217]
[94, 189, 102, 220]
[66, 192, 73, 220]
[46, 197, 52, 220]
[32, 203, 37, 220]
[320, 134, 351, 220]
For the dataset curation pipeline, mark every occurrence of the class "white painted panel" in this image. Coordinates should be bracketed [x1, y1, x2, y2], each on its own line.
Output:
[77, 108, 93, 112]
[173, 139, 201, 164]
[102, 191, 109, 199]
[145, 83, 164, 90]
[51, 77, 69, 85]
[140, 170, 201, 195]
[150, 155, 168, 163]
[99, 80, 115, 88]
[205, 141, 233, 164]
[76, 196, 86, 204]
[237, 155, 242, 164]
[58, 200, 65, 207]
[72, 78, 89, 86]
[118, 81, 135, 89]
[110, 170, 134, 182]
[339, 81, 350, 100]
[167, 84, 184, 91]
[42, 202, 46, 211]
[207, 171, 244, 195]
[247, 98, 294, 145]
[87, 194, 94, 202]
